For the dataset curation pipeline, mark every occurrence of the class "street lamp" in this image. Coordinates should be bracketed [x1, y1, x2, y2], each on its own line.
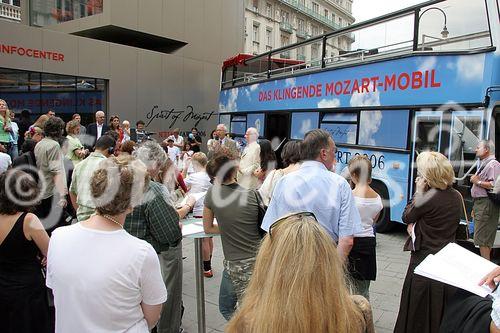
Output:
[419, 7, 449, 39]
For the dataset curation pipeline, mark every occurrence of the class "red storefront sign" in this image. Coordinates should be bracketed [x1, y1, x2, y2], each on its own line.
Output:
[0, 43, 65, 62]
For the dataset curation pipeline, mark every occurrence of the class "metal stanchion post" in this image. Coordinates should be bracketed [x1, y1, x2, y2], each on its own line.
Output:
[194, 238, 206, 333]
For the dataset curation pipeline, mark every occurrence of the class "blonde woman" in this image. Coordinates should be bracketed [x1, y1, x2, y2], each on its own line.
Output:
[0, 99, 12, 150]
[122, 120, 131, 143]
[394, 152, 462, 333]
[30, 114, 49, 131]
[65, 120, 88, 166]
[226, 212, 374, 333]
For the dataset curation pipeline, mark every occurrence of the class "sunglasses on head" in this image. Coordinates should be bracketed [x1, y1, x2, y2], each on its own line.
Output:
[269, 211, 317, 239]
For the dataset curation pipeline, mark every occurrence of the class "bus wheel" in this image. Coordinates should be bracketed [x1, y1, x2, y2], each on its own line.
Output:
[371, 181, 394, 233]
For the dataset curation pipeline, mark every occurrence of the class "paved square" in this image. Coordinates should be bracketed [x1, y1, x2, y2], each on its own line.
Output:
[180, 230, 409, 333]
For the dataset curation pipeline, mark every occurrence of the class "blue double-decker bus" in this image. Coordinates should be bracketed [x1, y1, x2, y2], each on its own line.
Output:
[218, 0, 500, 232]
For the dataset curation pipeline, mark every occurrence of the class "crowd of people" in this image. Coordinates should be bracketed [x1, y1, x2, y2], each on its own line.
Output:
[0, 98, 500, 333]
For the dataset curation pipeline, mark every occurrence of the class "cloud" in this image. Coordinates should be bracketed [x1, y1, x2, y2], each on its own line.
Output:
[350, 90, 381, 107]
[299, 119, 313, 137]
[244, 87, 251, 100]
[219, 88, 239, 112]
[417, 56, 437, 72]
[456, 54, 484, 82]
[285, 78, 296, 87]
[359, 111, 383, 145]
[317, 98, 341, 108]
[250, 83, 259, 91]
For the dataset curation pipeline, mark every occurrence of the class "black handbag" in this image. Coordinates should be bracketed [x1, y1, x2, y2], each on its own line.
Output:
[456, 192, 470, 241]
[254, 190, 267, 237]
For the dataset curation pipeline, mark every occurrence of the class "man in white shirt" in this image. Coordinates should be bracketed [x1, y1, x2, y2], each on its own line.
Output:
[237, 127, 261, 189]
[166, 128, 184, 150]
[165, 138, 181, 166]
[261, 129, 362, 260]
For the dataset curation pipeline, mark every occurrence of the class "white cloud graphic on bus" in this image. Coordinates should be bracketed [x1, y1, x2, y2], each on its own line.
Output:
[359, 111, 383, 146]
[219, 88, 239, 112]
[317, 98, 341, 108]
[417, 56, 437, 72]
[285, 78, 296, 87]
[456, 54, 485, 82]
[349, 90, 381, 107]
[299, 119, 313, 136]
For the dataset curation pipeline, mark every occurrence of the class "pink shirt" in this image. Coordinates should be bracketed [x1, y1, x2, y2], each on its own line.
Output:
[471, 155, 500, 198]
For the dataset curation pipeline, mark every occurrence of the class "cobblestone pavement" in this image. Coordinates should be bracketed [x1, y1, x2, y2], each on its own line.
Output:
[180, 230, 409, 333]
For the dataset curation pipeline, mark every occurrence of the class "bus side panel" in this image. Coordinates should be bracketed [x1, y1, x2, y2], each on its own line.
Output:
[336, 147, 410, 224]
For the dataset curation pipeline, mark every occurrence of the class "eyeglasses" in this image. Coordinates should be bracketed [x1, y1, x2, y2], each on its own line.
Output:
[268, 211, 317, 239]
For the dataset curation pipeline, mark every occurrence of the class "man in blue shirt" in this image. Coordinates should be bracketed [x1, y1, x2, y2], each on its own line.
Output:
[261, 129, 362, 259]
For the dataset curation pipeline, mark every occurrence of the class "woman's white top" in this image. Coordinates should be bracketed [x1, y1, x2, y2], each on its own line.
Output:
[185, 171, 211, 216]
[47, 223, 167, 333]
[258, 169, 285, 206]
[353, 195, 383, 237]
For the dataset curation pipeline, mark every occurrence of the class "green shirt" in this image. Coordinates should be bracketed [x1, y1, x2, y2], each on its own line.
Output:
[0, 117, 10, 143]
[70, 151, 106, 221]
[65, 135, 84, 166]
[34, 138, 66, 200]
[125, 181, 182, 253]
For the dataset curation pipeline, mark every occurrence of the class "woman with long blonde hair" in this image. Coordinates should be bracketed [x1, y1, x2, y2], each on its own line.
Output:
[226, 212, 374, 333]
[0, 99, 12, 152]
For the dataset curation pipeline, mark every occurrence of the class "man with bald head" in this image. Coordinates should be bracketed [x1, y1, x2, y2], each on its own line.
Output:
[86, 110, 108, 147]
[238, 127, 261, 189]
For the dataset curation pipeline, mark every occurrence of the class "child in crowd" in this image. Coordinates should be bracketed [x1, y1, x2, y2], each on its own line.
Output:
[165, 138, 181, 167]
[347, 155, 383, 300]
[180, 142, 194, 176]
[184, 153, 214, 277]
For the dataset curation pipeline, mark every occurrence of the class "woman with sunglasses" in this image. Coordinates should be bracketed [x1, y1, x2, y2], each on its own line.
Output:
[226, 212, 374, 333]
[203, 152, 262, 319]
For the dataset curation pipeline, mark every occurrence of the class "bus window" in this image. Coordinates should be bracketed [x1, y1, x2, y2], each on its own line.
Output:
[358, 110, 409, 149]
[219, 114, 231, 132]
[448, 111, 483, 179]
[413, 114, 442, 154]
[320, 112, 357, 144]
[247, 113, 265, 135]
[290, 112, 319, 140]
[230, 115, 247, 136]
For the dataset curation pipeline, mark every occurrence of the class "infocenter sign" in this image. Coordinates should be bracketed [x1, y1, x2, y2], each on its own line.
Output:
[0, 43, 65, 62]
[218, 53, 494, 112]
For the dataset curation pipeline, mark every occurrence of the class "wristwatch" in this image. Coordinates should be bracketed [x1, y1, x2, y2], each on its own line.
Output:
[478, 181, 482, 186]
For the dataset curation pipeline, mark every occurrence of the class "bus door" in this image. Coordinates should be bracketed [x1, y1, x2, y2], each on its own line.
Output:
[495, 107, 500, 161]
[448, 110, 484, 214]
[265, 113, 290, 168]
[410, 111, 443, 195]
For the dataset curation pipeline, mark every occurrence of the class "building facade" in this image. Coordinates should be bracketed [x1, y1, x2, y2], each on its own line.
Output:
[0, 0, 243, 140]
[0, 0, 21, 22]
[244, 0, 355, 62]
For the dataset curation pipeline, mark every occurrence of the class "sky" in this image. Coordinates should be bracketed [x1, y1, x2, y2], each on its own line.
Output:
[350, 0, 489, 51]
[352, 0, 422, 22]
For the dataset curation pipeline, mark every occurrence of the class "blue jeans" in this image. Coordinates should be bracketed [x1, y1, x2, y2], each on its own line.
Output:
[219, 269, 237, 321]
[8, 143, 18, 160]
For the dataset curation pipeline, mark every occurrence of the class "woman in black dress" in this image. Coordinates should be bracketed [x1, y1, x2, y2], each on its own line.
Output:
[394, 151, 462, 333]
[0, 169, 50, 333]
